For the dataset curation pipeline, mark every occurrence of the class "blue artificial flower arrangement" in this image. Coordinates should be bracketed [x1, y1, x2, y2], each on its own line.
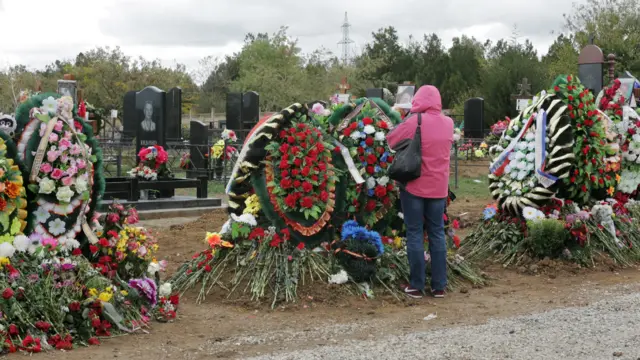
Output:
[340, 220, 384, 256]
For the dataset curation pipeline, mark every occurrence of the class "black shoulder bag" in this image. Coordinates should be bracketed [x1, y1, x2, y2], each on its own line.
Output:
[387, 113, 422, 183]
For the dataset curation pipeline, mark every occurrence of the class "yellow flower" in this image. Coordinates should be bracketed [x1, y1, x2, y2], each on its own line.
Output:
[243, 194, 261, 215]
[0, 257, 10, 268]
[120, 290, 128, 296]
[206, 232, 222, 248]
[88, 288, 98, 297]
[221, 240, 234, 248]
[98, 292, 113, 302]
[616, 174, 621, 183]
[393, 236, 403, 249]
[607, 186, 615, 196]
[211, 140, 224, 159]
[479, 142, 488, 149]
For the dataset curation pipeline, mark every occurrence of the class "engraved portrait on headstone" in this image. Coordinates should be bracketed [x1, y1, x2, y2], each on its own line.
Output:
[141, 101, 156, 132]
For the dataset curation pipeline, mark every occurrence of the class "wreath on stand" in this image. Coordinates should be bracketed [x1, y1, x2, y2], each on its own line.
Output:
[14, 94, 103, 249]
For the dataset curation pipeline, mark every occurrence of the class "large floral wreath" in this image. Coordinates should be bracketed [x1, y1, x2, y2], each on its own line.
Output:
[333, 100, 396, 226]
[0, 137, 28, 242]
[16, 96, 97, 249]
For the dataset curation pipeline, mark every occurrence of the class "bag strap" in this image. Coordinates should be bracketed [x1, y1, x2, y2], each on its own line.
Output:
[417, 113, 422, 127]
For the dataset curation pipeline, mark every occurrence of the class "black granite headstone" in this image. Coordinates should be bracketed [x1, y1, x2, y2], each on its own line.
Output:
[135, 86, 166, 153]
[187, 120, 210, 179]
[579, 63, 604, 94]
[165, 87, 182, 140]
[464, 98, 485, 139]
[366, 88, 384, 99]
[241, 91, 259, 130]
[123, 91, 137, 139]
[225, 92, 242, 130]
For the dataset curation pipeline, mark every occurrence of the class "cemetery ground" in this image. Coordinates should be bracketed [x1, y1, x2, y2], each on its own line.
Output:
[30, 164, 639, 359]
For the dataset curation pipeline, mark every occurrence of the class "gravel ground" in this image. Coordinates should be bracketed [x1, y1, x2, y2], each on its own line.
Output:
[247, 291, 640, 360]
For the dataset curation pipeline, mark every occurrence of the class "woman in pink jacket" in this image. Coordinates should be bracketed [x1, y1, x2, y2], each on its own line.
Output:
[386, 85, 453, 299]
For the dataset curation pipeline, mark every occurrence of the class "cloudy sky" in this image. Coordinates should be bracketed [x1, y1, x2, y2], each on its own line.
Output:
[0, 0, 583, 73]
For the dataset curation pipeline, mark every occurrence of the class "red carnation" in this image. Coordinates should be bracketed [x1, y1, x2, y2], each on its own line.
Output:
[300, 197, 314, 209]
[377, 147, 385, 154]
[378, 121, 388, 129]
[311, 174, 319, 181]
[279, 160, 290, 169]
[301, 167, 310, 177]
[287, 136, 295, 144]
[567, 75, 572, 82]
[582, 185, 588, 192]
[292, 169, 299, 176]
[8, 324, 18, 336]
[88, 337, 101, 346]
[279, 143, 290, 153]
[568, 95, 574, 101]
[2, 288, 14, 299]
[69, 301, 81, 312]
[284, 194, 297, 208]
[366, 166, 375, 175]
[350, 122, 358, 130]
[319, 163, 327, 171]
[294, 158, 302, 167]
[280, 178, 293, 189]
[363, 117, 373, 125]
[89, 245, 99, 254]
[72, 248, 82, 256]
[365, 200, 377, 212]
[387, 156, 394, 163]
[630, 128, 637, 136]
[599, 178, 604, 185]
[365, 137, 374, 147]
[344, 128, 352, 137]
[570, 177, 576, 183]
[591, 175, 596, 182]
[281, 170, 289, 178]
[279, 130, 287, 139]
[357, 147, 364, 154]
[554, 86, 560, 92]
[35, 321, 51, 333]
[302, 181, 313, 193]
[296, 242, 305, 251]
[320, 190, 329, 202]
[366, 154, 377, 165]
[387, 183, 394, 191]
[374, 185, 387, 198]
[293, 180, 301, 188]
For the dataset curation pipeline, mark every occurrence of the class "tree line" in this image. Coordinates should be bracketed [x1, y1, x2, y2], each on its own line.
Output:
[1, 0, 639, 125]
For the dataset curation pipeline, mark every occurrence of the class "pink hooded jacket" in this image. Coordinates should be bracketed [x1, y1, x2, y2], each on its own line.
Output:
[386, 85, 453, 199]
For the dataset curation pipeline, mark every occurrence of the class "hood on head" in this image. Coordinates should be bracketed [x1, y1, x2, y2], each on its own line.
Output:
[411, 85, 442, 113]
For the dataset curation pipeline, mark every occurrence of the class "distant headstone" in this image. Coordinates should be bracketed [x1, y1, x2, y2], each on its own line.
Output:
[122, 91, 137, 139]
[57, 79, 78, 105]
[242, 91, 260, 130]
[366, 88, 384, 99]
[464, 98, 485, 139]
[225, 92, 242, 130]
[135, 86, 166, 153]
[165, 87, 182, 140]
[187, 120, 210, 179]
[578, 44, 605, 94]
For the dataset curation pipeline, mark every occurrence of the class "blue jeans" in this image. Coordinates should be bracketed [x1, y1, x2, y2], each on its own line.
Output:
[400, 190, 447, 291]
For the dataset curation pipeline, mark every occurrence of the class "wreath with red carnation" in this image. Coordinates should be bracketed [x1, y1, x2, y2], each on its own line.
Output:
[332, 100, 397, 227]
[549, 75, 618, 203]
[264, 121, 338, 222]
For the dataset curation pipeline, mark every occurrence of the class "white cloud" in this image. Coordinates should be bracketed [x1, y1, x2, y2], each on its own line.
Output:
[0, 0, 585, 71]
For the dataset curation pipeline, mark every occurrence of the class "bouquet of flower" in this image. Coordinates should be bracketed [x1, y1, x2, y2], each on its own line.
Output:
[129, 145, 170, 180]
[331, 220, 383, 282]
[211, 129, 238, 161]
[179, 153, 191, 170]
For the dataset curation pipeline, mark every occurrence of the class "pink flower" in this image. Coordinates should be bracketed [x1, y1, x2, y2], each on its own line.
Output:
[70, 144, 81, 155]
[106, 213, 120, 224]
[138, 246, 147, 257]
[54, 121, 64, 132]
[49, 133, 59, 143]
[51, 168, 65, 180]
[40, 163, 53, 174]
[61, 176, 74, 186]
[126, 208, 139, 224]
[65, 166, 78, 177]
[47, 149, 60, 162]
[76, 159, 86, 169]
[60, 155, 69, 164]
[59, 139, 71, 150]
[41, 238, 58, 248]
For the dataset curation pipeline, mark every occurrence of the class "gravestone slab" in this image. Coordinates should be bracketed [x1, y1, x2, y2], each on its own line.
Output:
[579, 63, 604, 94]
[464, 98, 485, 139]
[135, 86, 166, 153]
[123, 91, 138, 139]
[225, 92, 242, 130]
[187, 120, 210, 179]
[241, 91, 259, 130]
[165, 87, 183, 140]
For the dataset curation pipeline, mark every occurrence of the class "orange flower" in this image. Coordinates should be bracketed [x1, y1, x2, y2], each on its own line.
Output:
[4, 181, 20, 199]
[220, 241, 234, 248]
[206, 232, 221, 248]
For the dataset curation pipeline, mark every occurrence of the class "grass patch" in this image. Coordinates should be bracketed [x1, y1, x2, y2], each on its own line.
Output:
[450, 177, 490, 200]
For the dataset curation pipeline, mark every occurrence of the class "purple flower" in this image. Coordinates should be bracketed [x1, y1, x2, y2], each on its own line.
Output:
[129, 277, 157, 306]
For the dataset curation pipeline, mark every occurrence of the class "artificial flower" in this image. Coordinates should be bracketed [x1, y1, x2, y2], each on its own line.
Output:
[48, 218, 67, 236]
[55, 186, 74, 203]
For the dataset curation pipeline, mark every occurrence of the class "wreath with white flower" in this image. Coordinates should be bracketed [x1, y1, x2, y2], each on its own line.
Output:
[488, 89, 575, 215]
[15, 95, 99, 248]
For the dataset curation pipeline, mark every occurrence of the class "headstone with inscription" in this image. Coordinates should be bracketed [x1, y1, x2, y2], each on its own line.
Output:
[135, 86, 166, 153]
[366, 88, 384, 99]
[241, 91, 260, 130]
[165, 87, 182, 140]
[578, 44, 605, 94]
[463, 98, 485, 139]
[225, 92, 242, 130]
[122, 91, 137, 140]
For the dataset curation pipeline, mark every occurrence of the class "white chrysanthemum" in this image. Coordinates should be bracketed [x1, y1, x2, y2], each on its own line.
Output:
[526, 153, 535, 162]
[504, 164, 512, 173]
[13, 235, 30, 252]
[517, 170, 528, 180]
[159, 282, 173, 297]
[513, 125, 520, 132]
[515, 151, 525, 160]
[633, 134, 640, 143]
[527, 142, 536, 151]
[517, 142, 528, 151]
[148, 262, 161, 276]
[377, 176, 389, 186]
[231, 213, 257, 226]
[497, 182, 504, 188]
[527, 162, 535, 171]
[366, 177, 376, 189]
[363, 125, 376, 134]
[374, 132, 385, 142]
[517, 161, 527, 170]
[328, 270, 349, 284]
[0, 242, 16, 258]
[508, 152, 516, 161]
[525, 132, 535, 141]
[350, 131, 362, 141]
[510, 170, 519, 179]
[522, 206, 538, 220]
